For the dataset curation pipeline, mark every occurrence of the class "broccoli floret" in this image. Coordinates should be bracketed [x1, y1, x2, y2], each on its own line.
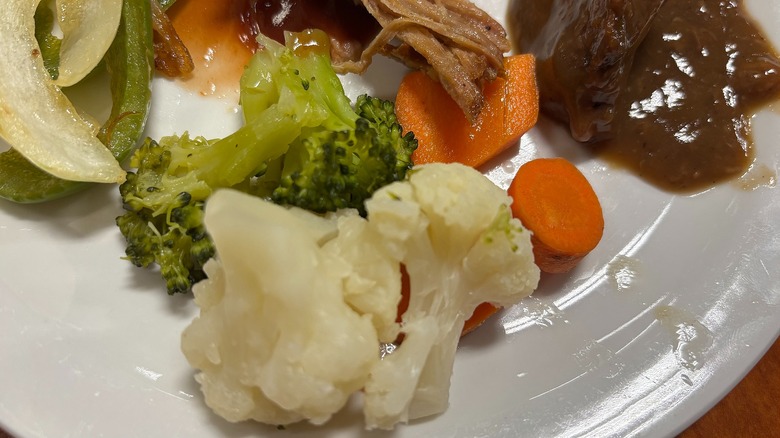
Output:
[116, 29, 416, 293]
[116, 139, 214, 294]
[116, 195, 212, 294]
[269, 94, 416, 214]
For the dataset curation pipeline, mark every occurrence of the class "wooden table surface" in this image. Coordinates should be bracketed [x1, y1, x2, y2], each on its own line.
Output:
[678, 335, 780, 437]
[1, 336, 777, 437]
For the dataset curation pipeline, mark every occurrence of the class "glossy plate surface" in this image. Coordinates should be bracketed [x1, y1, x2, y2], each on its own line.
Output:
[1, 1, 779, 437]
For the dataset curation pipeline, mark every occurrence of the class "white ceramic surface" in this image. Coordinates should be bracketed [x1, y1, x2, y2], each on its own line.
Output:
[2, 1, 780, 437]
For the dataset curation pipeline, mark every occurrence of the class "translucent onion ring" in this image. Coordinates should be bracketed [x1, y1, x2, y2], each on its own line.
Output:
[0, 0, 125, 184]
[55, 0, 123, 87]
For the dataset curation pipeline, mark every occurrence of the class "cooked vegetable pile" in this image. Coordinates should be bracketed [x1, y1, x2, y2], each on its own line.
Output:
[0, 0, 123, 187]
[0, 0, 609, 432]
[0, 0, 153, 203]
[181, 163, 540, 428]
[116, 30, 417, 294]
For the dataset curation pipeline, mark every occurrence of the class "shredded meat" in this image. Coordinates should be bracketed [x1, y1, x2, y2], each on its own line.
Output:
[151, 0, 194, 78]
[336, 0, 510, 122]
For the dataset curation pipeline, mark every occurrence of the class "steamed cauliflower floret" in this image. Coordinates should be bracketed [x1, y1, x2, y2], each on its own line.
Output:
[181, 192, 380, 426]
[181, 162, 540, 430]
[322, 212, 404, 342]
[361, 163, 540, 429]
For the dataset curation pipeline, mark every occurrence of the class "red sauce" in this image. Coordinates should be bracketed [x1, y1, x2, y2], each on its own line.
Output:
[239, 0, 380, 54]
[168, 0, 379, 99]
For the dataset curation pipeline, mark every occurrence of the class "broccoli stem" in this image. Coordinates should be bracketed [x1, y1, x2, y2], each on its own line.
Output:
[198, 110, 304, 188]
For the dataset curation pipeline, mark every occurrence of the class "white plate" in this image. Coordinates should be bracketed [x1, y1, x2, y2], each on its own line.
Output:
[2, 1, 780, 437]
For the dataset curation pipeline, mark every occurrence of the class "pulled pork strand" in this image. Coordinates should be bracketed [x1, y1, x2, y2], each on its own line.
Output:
[338, 0, 510, 122]
[151, 0, 195, 77]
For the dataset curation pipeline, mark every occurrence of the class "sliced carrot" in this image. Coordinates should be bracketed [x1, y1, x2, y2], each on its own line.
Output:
[396, 265, 499, 337]
[395, 54, 539, 168]
[508, 158, 604, 274]
[396, 264, 410, 324]
[461, 302, 500, 336]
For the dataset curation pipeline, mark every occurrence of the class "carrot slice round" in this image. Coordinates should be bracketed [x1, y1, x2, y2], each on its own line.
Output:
[508, 158, 604, 273]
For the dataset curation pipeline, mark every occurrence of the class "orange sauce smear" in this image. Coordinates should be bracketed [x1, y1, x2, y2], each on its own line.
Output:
[168, 0, 254, 99]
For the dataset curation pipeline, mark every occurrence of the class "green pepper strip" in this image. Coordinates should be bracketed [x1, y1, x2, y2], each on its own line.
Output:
[34, 1, 61, 80]
[0, 0, 154, 203]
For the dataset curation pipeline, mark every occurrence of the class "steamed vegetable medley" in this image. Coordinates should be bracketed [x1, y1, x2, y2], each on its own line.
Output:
[117, 30, 417, 294]
[0, 0, 605, 431]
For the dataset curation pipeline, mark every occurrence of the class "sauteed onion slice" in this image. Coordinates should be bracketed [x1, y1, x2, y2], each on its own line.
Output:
[0, 0, 125, 184]
[55, 0, 122, 87]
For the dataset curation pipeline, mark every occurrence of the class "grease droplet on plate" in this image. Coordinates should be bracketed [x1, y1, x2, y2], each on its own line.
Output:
[655, 305, 713, 371]
[501, 297, 568, 334]
[734, 163, 777, 191]
[521, 297, 566, 328]
[606, 255, 642, 292]
[575, 340, 624, 378]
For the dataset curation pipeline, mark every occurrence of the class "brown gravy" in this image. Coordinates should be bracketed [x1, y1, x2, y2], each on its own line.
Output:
[510, 0, 780, 192]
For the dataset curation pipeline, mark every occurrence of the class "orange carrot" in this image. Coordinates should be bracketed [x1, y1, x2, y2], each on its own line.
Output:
[397, 265, 500, 337]
[461, 303, 500, 336]
[396, 265, 410, 325]
[508, 158, 604, 274]
[395, 54, 539, 168]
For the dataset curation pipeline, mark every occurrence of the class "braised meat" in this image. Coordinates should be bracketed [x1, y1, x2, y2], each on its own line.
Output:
[509, 0, 665, 142]
[510, 0, 780, 191]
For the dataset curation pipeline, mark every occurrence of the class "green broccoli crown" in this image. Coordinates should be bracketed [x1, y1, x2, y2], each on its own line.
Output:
[116, 191, 213, 294]
[116, 30, 416, 293]
[117, 136, 215, 294]
[270, 94, 417, 215]
[354, 94, 418, 185]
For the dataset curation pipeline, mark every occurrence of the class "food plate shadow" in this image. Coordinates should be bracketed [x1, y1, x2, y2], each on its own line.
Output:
[479, 140, 522, 172]
[530, 116, 598, 165]
[533, 270, 587, 300]
[208, 395, 402, 438]
[341, 56, 410, 102]
[458, 315, 508, 350]
[118, 259, 196, 317]
[0, 183, 122, 238]
[175, 371, 283, 438]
